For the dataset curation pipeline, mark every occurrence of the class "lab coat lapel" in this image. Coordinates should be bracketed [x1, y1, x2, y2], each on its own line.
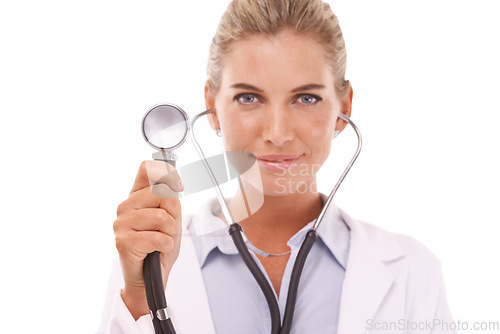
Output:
[166, 235, 216, 334]
[337, 211, 405, 334]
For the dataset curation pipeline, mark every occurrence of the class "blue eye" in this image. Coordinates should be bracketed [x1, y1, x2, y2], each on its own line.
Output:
[297, 94, 321, 104]
[235, 93, 260, 104]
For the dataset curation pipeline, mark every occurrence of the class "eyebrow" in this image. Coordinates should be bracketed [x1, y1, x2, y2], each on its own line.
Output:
[291, 84, 326, 92]
[229, 83, 264, 92]
[229, 83, 325, 93]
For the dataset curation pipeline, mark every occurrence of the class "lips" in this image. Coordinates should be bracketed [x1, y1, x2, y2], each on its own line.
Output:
[255, 154, 303, 172]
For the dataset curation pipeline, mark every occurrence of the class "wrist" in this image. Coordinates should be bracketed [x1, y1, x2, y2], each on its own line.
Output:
[121, 286, 149, 320]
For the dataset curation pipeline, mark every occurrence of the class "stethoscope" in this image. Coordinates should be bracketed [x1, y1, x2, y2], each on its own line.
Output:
[141, 103, 362, 334]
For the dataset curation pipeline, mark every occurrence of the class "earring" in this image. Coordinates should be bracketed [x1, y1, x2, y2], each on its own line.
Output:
[333, 130, 340, 139]
[215, 128, 221, 137]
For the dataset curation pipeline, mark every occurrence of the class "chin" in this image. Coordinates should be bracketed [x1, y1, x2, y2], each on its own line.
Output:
[235, 158, 319, 198]
[260, 175, 318, 197]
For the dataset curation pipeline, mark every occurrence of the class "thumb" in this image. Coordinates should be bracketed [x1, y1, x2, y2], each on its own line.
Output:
[146, 160, 184, 198]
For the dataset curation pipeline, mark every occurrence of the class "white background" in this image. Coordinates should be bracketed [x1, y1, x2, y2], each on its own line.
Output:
[1, 0, 499, 333]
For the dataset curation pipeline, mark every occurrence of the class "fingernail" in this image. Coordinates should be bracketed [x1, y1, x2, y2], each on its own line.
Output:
[178, 179, 184, 192]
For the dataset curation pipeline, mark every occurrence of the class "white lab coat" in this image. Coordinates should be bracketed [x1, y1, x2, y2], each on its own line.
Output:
[98, 209, 456, 334]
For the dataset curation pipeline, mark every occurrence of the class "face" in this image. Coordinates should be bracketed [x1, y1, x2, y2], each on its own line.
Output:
[205, 29, 352, 196]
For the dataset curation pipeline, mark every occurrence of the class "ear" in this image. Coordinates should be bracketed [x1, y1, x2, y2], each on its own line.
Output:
[204, 80, 220, 130]
[335, 81, 353, 133]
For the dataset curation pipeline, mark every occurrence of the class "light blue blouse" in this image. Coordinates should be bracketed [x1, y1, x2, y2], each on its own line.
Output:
[187, 194, 350, 334]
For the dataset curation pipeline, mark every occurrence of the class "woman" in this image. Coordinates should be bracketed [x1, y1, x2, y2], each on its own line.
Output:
[99, 0, 455, 333]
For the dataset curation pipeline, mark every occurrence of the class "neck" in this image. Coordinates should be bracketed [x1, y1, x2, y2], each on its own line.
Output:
[222, 184, 324, 254]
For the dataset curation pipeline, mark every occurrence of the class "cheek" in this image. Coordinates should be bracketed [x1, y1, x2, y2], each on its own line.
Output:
[316, 139, 333, 166]
[301, 113, 336, 162]
[306, 131, 332, 159]
[303, 111, 336, 138]
[218, 112, 258, 150]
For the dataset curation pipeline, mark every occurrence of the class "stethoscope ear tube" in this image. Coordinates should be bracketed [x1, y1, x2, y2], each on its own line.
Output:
[228, 217, 319, 334]
[229, 224, 282, 334]
[189, 110, 362, 334]
[280, 229, 318, 333]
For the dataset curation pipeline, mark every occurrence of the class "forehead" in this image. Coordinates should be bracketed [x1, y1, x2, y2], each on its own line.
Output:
[220, 30, 335, 90]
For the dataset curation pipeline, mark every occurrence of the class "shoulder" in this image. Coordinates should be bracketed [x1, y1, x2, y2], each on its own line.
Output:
[342, 211, 442, 271]
[344, 212, 446, 294]
[342, 213, 454, 321]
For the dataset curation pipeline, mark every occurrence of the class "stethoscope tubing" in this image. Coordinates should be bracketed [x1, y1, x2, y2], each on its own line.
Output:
[229, 224, 282, 334]
[143, 160, 178, 334]
[280, 229, 318, 333]
[144, 251, 174, 333]
[313, 113, 363, 230]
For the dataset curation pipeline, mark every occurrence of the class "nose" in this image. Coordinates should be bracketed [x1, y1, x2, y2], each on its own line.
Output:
[262, 105, 294, 146]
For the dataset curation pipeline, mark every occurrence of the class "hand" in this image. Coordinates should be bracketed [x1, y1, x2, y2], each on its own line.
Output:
[113, 160, 184, 319]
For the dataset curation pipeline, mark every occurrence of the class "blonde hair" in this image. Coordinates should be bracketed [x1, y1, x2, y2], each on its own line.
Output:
[207, 0, 348, 94]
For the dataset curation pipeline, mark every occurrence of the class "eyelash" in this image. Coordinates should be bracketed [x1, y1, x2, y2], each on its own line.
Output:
[234, 93, 261, 105]
[234, 93, 322, 105]
[296, 94, 322, 104]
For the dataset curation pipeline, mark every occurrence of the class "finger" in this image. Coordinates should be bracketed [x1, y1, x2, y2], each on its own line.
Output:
[118, 187, 162, 216]
[151, 183, 179, 199]
[158, 197, 182, 222]
[116, 231, 176, 260]
[119, 187, 182, 220]
[114, 208, 180, 236]
[131, 160, 184, 194]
